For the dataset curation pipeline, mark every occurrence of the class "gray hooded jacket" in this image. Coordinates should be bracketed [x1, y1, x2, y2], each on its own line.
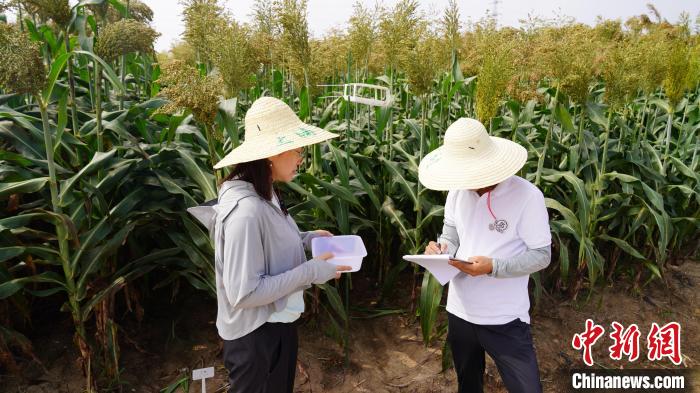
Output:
[188, 180, 337, 340]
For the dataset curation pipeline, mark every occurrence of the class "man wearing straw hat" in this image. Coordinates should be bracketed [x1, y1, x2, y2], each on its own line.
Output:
[188, 96, 351, 393]
[420, 118, 551, 393]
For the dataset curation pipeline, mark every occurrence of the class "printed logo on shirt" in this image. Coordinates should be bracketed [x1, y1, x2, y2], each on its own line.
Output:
[489, 219, 509, 233]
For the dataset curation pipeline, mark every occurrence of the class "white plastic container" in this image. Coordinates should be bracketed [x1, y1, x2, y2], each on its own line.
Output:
[311, 235, 367, 273]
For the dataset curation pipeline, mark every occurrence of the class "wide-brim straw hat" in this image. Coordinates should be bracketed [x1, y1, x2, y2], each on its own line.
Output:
[213, 97, 339, 169]
[418, 118, 527, 190]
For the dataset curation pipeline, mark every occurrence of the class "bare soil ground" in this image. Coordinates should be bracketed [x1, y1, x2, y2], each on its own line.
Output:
[2, 260, 698, 393]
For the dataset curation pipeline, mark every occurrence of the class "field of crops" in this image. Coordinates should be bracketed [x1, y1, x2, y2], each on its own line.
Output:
[0, 0, 698, 390]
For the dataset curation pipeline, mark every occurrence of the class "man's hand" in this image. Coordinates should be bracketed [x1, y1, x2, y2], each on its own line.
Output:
[424, 241, 446, 255]
[314, 230, 333, 237]
[449, 256, 493, 276]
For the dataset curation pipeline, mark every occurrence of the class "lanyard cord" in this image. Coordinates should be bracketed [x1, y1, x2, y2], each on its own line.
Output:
[486, 190, 497, 221]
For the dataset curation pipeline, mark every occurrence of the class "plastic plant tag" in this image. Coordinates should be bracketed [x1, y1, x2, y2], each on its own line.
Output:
[192, 367, 214, 393]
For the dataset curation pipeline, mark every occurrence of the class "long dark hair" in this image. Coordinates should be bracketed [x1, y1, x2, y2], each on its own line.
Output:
[220, 159, 288, 214]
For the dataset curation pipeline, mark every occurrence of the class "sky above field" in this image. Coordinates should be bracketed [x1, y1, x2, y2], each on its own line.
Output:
[3, 0, 699, 52]
[149, 0, 699, 52]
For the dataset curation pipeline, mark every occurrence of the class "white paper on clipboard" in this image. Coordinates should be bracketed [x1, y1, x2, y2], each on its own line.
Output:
[402, 254, 460, 285]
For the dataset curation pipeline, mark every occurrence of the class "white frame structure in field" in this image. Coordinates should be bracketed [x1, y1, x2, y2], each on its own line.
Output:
[320, 83, 394, 108]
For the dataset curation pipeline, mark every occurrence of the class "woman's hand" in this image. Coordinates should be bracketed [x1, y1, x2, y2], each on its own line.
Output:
[448, 256, 493, 276]
[317, 252, 351, 279]
[314, 230, 333, 237]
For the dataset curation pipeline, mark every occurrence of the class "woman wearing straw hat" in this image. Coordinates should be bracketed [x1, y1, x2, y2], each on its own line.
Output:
[420, 118, 551, 393]
[192, 96, 351, 393]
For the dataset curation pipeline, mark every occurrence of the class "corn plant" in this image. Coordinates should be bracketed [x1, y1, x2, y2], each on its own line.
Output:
[1, 3, 217, 389]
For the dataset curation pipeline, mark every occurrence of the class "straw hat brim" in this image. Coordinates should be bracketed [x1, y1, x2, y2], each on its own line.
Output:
[213, 123, 339, 169]
[418, 137, 527, 191]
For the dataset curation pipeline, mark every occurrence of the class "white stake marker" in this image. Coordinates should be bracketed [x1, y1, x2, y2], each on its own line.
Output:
[192, 367, 214, 393]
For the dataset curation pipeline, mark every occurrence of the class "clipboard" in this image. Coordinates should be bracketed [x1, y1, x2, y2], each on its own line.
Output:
[402, 254, 461, 285]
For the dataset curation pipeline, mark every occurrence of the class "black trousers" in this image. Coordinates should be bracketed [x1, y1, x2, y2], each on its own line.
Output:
[222, 322, 298, 393]
[447, 313, 543, 393]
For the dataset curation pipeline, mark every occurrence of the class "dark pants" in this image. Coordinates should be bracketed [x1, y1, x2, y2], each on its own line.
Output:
[222, 322, 298, 393]
[447, 313, 542, 393]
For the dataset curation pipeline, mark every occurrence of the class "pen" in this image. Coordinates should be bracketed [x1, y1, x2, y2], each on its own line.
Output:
[436, 234, 443, 254]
